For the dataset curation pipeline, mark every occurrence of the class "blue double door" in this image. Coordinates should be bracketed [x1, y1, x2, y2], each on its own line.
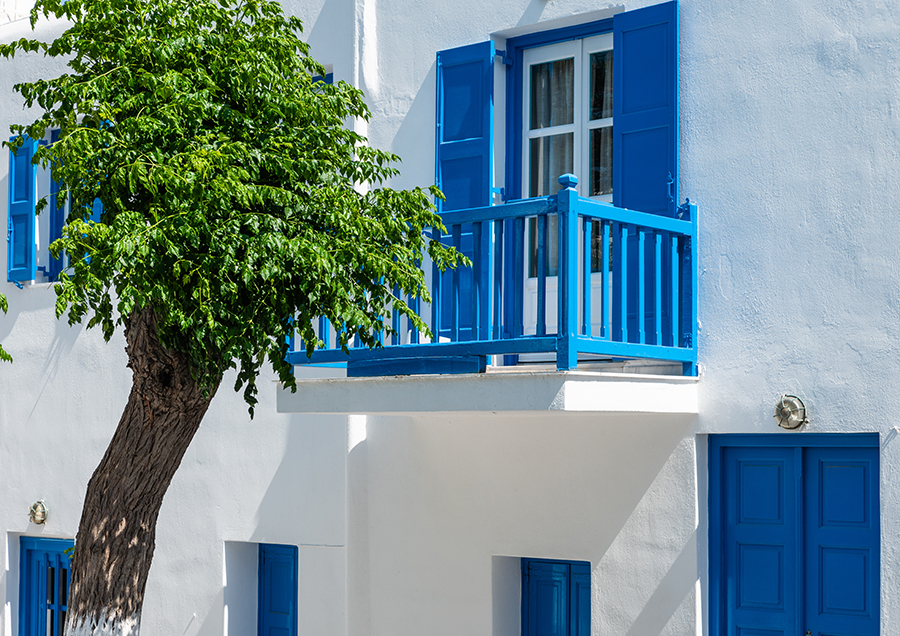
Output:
[711, 435, 880, 636]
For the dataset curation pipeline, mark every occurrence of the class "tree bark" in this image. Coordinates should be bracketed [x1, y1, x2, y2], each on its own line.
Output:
[65, 308, 219, 636]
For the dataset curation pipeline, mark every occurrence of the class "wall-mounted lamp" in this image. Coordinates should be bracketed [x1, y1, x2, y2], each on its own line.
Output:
[28, 500, 48, 525]
[774, 395, 807, 430]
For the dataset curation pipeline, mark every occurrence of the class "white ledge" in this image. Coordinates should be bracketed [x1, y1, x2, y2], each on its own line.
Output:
[277, 370, 698, 415]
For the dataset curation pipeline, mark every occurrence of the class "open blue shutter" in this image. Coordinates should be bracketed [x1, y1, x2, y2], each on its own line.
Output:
[258, 543, 298, 636]
[612, 2, 678, 342]
[435, 41, 494, 340]
[7, 136, 37, 282]
[435, 40, 494, 213]
[612, 0, 678, 216]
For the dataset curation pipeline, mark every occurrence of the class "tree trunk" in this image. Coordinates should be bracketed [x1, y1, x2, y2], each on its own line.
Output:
[65, 308, 219, 636]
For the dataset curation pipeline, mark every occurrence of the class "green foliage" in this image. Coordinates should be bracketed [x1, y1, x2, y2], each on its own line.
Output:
[1, 0, 461, 411]
[0, 292, 9, 362]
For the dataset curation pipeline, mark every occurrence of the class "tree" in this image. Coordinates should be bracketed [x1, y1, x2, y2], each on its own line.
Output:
[0, 293, 10, 362]
[1, 0, 460, 632]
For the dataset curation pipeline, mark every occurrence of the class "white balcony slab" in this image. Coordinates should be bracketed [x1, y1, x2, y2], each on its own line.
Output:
[277, 369, 698, 415]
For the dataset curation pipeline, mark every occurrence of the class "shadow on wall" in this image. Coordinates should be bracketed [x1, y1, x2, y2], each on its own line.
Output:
[517, 0, 547, 27]
[248, 414, 347, 546]
[388, 66, 437, 191]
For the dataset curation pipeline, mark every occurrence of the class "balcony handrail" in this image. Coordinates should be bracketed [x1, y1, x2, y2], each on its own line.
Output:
[290, 173, 697, 377]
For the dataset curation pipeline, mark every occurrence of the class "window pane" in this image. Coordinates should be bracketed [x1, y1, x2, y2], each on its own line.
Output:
[46, 609, 53, 636]
[530, 58, 574, 130]
[530, 133, 574, 197]
[590, 51, 613, 120]
[590, 127, 613, 196]
[59, 611, 66, 636]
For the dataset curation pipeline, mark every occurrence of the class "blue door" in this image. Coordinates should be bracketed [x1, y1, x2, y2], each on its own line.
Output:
[258, 544, 298, 636]
[710, 435, 880, 636]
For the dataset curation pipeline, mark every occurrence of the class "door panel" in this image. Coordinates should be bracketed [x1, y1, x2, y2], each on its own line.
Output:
[804, 447, 879, 636]
[722, 447, 799, 636]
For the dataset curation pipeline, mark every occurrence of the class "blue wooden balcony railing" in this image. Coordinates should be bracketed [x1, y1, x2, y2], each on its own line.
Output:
[289, 174, 697, 377]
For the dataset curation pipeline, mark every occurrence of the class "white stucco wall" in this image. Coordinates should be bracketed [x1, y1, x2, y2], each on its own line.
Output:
[3, 0, 900, 634]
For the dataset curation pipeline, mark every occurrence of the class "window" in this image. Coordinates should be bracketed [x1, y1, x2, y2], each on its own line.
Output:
[19, 537, 74, 636]
[435, 2, 678, 342]
[521, 558, 590, 636]
[435, 1, 677, 214]
[7, 130, 100, 286]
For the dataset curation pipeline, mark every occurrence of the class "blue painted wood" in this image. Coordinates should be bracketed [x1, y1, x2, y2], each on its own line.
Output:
[521, 558, 591, 636]
[258, 544, 298, 636]
[575, 198, 692, 234]
[431, 227, 442, 339]
[557, 175, 579, 371]
[570, 562, 591, 636]
[348, 355, 486, 377]
[288, 189, 696, 375]
[670, 234, 679, 348]
[20, 537, 73, 636]
[410, 292, 420, 344]
[601, 221, 610, 339]
[613, 1, 678, 217]
[8, 136, 37, 283]
[48, 129, 65, 281]
[637, 228, 645, 344]
[573, 335, 695, 362]
[536, 213, 547, 337]
[523, 559, 569, 636]
[290, 336, 558, 365]
[493, 219, 503, 341]
[435, 41, 494, 214]
[440, 197, 554, 226]
[582, 218, 591, 336]
[804, 446, 880, 635]
[451, 223, 462, 341]
[709, 435, 880, 636]
[391, 286, 400, 346]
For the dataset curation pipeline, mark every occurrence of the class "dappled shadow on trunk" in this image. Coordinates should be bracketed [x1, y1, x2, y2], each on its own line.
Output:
[65, 307, 219, 634]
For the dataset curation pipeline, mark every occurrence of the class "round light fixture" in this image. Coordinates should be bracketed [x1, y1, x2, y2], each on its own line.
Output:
[774, 395, 807, 430]
[28, 500, 48, 525]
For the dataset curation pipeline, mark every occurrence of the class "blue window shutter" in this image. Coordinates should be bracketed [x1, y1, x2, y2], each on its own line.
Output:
[435, 40, 494, 213]
[91, 198, 103, 223]
[435, 42, 494, 340]
[522, 558, 590, 636]
[569, 563, 590, 636]
[258, 543, 298, 636]
[612, 1, 678, 217]
[7, 136, 37, 283]
[522, 559, 569, 636]
[20, 537, 74, 636]
[48, 129, 65, 281]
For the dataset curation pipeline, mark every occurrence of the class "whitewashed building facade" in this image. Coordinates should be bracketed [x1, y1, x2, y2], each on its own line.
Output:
[2, 0, 899, 635]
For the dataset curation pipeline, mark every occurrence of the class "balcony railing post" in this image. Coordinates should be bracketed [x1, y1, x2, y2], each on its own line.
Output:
[556, 174, 579, 371]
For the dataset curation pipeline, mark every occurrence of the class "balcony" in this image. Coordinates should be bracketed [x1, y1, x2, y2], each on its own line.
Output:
[288, 174, 697, 378]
